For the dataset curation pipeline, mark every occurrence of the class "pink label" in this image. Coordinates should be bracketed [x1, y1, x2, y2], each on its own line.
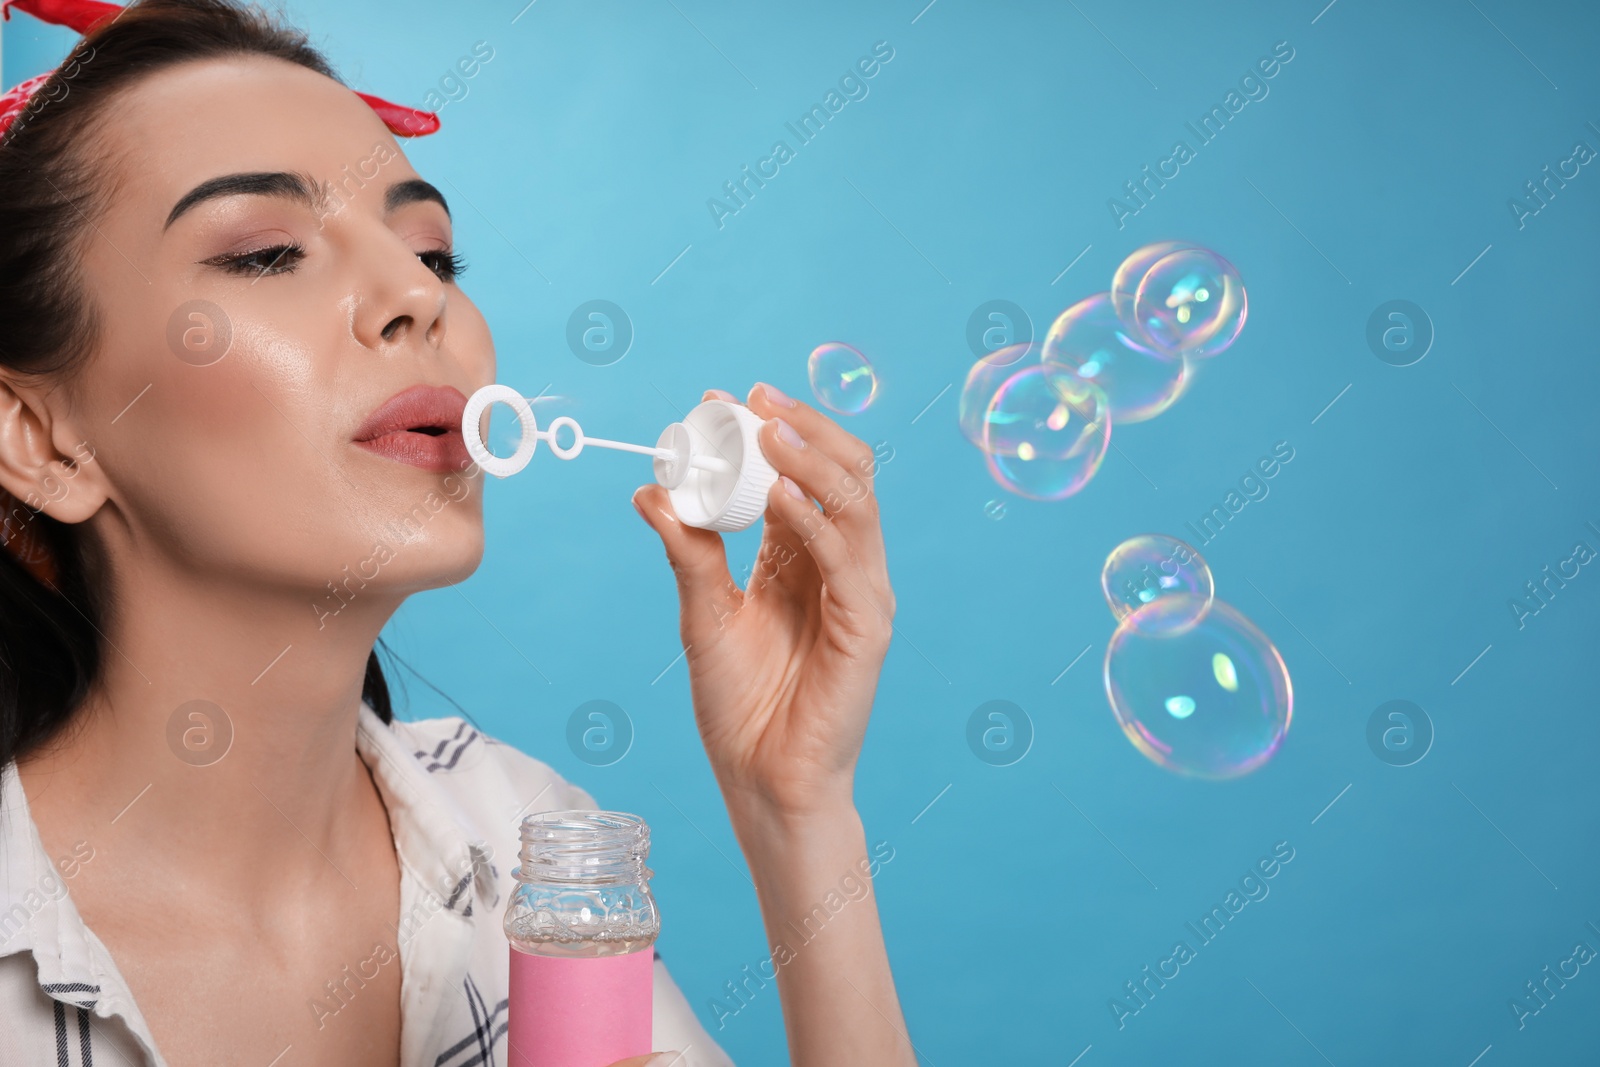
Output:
[507, 945, 654, 1067]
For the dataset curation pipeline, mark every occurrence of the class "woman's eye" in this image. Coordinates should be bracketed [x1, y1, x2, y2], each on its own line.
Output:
[202, 244, 464, 281]
[419, 248, 467, 282]
[207, 244, 304, 276]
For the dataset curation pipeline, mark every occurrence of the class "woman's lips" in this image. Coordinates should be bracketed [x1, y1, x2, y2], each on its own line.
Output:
[353, 384, 471, 474]
[354, 427, 471, 473]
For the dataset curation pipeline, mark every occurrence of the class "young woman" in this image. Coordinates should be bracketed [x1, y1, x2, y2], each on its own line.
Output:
[0, 1, 910, 1064]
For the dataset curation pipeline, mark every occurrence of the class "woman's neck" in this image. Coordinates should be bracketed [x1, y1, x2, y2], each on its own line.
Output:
[14, 548, 403, 907]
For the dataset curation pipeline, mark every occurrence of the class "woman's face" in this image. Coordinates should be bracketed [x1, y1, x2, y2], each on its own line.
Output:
[58, 55, 492, 603]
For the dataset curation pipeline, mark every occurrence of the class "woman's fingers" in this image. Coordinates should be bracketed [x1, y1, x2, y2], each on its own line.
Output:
[746, 382, 883, 492]
[750, 404, 886, 576]
[632, 483, 742, 637]
[762, 472, 894, 633]
[693, 384, 889, 600]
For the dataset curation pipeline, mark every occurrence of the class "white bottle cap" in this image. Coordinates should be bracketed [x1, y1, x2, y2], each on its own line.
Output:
[460, 385, 778, 533]
[654, 400, 778, 532]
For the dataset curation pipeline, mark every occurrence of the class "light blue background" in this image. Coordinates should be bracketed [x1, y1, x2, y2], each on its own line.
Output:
[10, 1, 1600, 1063]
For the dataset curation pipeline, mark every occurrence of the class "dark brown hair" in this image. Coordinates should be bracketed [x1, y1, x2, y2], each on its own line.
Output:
[0, 0, 397, 768]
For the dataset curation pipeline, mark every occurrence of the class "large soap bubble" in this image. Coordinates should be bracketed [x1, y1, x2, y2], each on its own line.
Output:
[1042, 293, 1188, 423]
[1132, 248, 1247, 358]
[980, 364, 1110, 500]
[1104, 596, 1292, 779]
[1110, 240, 1193, 336]
[958, 342, 1039, 449]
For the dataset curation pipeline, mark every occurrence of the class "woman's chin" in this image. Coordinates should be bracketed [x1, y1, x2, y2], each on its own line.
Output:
[412, 533, 486, 591]
[349, 521, 486, 596]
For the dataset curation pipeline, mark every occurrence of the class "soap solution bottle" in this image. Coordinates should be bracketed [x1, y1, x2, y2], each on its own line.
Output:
[505, 810, 660, 1067]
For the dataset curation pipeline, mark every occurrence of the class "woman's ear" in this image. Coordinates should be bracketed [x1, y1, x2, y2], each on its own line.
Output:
[0, 375, 110, 524]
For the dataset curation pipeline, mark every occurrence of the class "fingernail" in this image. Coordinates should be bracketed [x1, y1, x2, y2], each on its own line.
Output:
[773, 418, 805, 450]
[704, 388, 737, 402]
[631, 490, 648, 519]
[780, 475, 806, 500]
[759, 382, 796, 408]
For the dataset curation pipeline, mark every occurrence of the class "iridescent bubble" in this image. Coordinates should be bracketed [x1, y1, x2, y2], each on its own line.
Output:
[958, 342, 1039, 449]
[1110, 240, 1194, 338]
[980, 365, 1110, 500]
[807, 342, 879, 415]
[1132, 248, 1247, 358]
[1101, 534, 1214, 632]
[1104, 596, 1292, 779]
[1041, 293, 1188, 424]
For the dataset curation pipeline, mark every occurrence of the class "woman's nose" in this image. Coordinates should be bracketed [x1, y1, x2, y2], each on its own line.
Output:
[353, 243, 448, 352]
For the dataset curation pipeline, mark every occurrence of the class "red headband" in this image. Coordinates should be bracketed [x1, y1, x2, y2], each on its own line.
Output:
[0, 0, 442, 138]
[0, 0, 440, 593]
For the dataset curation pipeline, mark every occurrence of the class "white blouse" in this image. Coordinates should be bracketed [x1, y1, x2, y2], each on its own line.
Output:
[0, 701, 735, 1067]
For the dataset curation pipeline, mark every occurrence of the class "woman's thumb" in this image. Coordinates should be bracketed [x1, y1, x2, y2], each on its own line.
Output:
[632, 484, 735, 607]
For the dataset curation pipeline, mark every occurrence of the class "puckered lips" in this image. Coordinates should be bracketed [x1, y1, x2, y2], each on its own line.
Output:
[352, 384, 471, 474]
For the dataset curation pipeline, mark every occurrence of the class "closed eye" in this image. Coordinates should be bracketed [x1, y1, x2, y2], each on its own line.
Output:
[206, 243, 303, 276]
[202, 245, 465, 281]
[420, 248, 467, 282]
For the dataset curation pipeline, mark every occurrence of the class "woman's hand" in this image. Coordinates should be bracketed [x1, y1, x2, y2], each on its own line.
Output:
[633, 382, 914, 1066]
[631, 381, 894, 822]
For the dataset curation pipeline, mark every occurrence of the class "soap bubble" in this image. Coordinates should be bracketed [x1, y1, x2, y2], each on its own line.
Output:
[807, 342, 878, 415]
[1104, 596, 1292, 779]
[958, 342, 1039, 449]
[1101, 534, 1214, 632]
[980, 365, 1110, 500]
[1132, 248, 1247, 358]
[1110, 240, 1193, 337]
[1041, 293, 1188, 424]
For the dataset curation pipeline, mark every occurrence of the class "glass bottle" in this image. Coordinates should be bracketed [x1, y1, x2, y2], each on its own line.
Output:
[505, 810, 660, 1067]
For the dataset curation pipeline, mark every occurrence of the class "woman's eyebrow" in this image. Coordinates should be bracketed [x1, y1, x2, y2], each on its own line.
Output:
[163, 173, 451, 232]
[384, 178, 451, 220]
[164, 171, 318, 232]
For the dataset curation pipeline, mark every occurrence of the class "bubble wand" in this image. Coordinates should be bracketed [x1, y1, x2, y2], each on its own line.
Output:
[461, 384, 781, 532]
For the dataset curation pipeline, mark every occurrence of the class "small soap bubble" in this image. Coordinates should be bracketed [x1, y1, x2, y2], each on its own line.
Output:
[980, 365, 1110, 500]
[1042, 293, 1188, 424]
[984, 499, 1006, 520]
[1110, 241, 1192, 336]
[1101, 534, 1214, 632]
[807, 342, 879, 415]
[958, 342, 1038, 449]
[1133, 248, 1247, 358]
[1104, 597, 1292, 779]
